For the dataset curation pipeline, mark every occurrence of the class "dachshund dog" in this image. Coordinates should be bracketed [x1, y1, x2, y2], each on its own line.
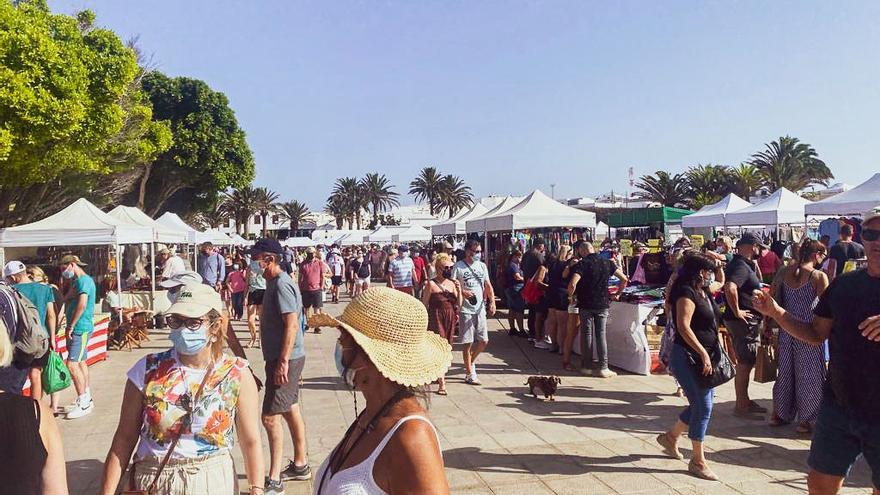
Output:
[525, 375, 561, 401]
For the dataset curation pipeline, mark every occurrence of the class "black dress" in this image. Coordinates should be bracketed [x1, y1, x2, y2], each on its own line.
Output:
[0, 393, 47, 495]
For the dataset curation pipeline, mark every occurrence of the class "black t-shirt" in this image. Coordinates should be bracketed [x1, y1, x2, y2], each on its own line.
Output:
[723, 254, 762, 318]
[671, 285, 720, 351]
[521, 251, 543, 280]
[814, 269, 880, 419]
[828, 241, 865, 276]
[574, 254, 616, 311]
[547, 259, 572, 310]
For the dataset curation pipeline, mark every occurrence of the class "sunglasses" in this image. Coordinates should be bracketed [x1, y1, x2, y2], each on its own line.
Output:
[863, 229, 880, 242]
[166, 316, 207, 331]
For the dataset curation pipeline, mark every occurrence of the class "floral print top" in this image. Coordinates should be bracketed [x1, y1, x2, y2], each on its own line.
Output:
[127, 349, 248, 459]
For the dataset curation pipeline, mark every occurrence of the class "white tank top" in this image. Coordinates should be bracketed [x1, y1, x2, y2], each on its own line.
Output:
[313, 415, 441, 495]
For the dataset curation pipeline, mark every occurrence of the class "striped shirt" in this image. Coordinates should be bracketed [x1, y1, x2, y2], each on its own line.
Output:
[388, 257, 415, 288]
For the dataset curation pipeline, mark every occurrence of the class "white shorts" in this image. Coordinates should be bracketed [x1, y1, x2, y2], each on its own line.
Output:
[358, 277, 370, 285]
[459, 311, 488, 344]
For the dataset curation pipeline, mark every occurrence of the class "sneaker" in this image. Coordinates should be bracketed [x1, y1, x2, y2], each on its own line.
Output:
[579, 368, 593, 376]
[595, 368, 617, 378]
[534, 340, 551, 350]
[465, 373, 482, 385]
[66, 399, 94, 419]
[280, 461, 312, 481]
[265, 477, 285, 495]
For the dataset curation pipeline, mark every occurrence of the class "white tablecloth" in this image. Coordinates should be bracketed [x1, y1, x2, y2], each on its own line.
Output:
[573, 301, 655, 375]
[121, 290, 171, 314]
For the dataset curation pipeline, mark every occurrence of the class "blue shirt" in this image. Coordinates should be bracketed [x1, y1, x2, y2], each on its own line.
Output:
[65, 274, 95, 335]
[388, 256, 415, 288]
[14, 282, 54, 329]
[197, 252, 226, 286]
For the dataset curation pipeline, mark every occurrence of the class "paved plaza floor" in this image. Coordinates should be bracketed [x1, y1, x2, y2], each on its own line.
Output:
[61, 293, 874, 494]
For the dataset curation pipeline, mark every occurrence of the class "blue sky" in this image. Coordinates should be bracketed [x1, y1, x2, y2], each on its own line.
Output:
[50, 1, 880, 210]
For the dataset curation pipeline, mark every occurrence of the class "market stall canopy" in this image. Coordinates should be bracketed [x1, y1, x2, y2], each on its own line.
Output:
[465, 196, 523, 233]
[284, 237, 315, 247]
[156, 212, 200, 244]
[431, 203, 489, 236]
[480, 189, 597, 232]
[681, 193, 751, 228]
[336, 230, 372, 246]
[230, 234, 251, 245]
[607, 206, 694, 228]
[724, 188, 811, 226]
[0, 198, 154, 247]
[392, 225, 432, 242]
[108, 205, 188, 243]
[201, 229, 235, 246]
[364, 226, 408, 243]
[805, 173, 880, 216]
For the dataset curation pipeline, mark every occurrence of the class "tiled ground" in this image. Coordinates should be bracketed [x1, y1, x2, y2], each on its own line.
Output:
[61, 293, 874, 494]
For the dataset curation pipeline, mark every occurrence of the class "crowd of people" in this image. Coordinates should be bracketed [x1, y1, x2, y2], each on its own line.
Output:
[1, 207, 879, 494]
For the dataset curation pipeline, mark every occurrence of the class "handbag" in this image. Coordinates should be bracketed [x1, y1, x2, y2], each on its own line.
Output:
[41, 351, 71, 394]
[687, 343, 736, 389]
[754, 332, 778, 383]
[122, 363, 214, 495]
[521, 267, 546, 305]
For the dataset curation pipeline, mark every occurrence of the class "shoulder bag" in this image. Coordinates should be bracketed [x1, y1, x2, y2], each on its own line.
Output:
[687, 342, 735, 389]
[123, 363, 214, 495]
[521, 266, 546, 305]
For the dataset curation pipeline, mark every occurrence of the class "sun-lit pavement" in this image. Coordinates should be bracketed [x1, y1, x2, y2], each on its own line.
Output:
[61, 292, 874, 494]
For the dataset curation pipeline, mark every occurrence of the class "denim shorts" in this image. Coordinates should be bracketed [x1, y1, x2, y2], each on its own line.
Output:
[808, 397, 880, 487]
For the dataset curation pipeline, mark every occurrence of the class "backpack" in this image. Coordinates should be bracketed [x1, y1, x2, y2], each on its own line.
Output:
[0, 286, 48, 366]
[357, 260, 371, 279]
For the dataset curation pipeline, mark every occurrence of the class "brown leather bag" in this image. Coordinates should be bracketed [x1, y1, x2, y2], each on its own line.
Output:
[122, 363, 214, 495]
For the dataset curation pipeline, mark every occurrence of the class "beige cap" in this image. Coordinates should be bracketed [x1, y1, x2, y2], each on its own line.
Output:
[864, 205, 880, 227]
[167, 284, 223, 318]
[58, 254, 87, 267]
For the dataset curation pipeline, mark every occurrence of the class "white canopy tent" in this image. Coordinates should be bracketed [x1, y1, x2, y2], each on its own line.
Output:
[805, 173, 880, 216]
[284, 237, 316, 248]
[682, 193, 752, 228]
[201, 229, 235, 246]
[156, 212, 201, 244]
[108, 205, 188, 243]
[392, 225, 432, 242]
[229, 234, 251, 246]
[0, 198, 153, 247]
[335, 231, 372, 246]
[724, 188, 812, 227]
[465, 196, 523, 234]
[431, 203, 489, 236]
[364, 226, 408, 243]
[480, 190, 597, 232]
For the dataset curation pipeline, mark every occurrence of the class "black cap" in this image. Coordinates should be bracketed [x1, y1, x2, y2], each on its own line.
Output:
[250, 238, 284, 256]
[736, 232, 768, 249]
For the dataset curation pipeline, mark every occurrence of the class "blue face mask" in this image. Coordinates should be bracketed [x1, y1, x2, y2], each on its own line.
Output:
[472, 252, 482, 262]
[170, 325, 209, 355]
[334, 341, 358, 390]
[62, 267, 76, 279]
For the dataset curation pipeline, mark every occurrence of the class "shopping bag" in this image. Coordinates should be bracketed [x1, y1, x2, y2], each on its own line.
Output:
[42, 351, 71, 394]
[754, 344, 777, 383]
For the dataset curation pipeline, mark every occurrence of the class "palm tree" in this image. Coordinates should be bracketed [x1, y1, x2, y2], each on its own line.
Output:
[223, 186, 258, 237]
[325, 195, 347, 229]
[436, 174, 474, 218]
[252, 187, 281, 237]
[196, 197, 229, 230]
[279, 200, 310, 236]
[685, 164, 732, 208]
[749, 136, 833, 191]
[728, 163, 763, 199]
[409, 166, 445, 216]
[360, 173, 399, 225]
[634, 171, 689, 207]
[331, 177, 364, 229]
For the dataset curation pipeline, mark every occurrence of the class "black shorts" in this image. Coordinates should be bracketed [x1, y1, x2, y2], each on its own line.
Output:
[263, 357, 305, 415]
[31, 349, 51, 369]
[331, 276, 343, 287]
[247, 289, 265, 306]
[302, 289, 323, 309]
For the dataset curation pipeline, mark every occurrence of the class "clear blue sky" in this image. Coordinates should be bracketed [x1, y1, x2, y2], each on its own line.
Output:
[50, 0, 880, 210]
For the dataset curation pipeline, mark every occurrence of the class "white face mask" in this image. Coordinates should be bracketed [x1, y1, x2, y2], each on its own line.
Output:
[703, 273, 715, 288]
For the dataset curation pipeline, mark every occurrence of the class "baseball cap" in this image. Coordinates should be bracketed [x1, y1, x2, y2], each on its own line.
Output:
[159, 271, 203, 289]
[250, 237, 284, 256]
[58, 254, 87, 267]
[736, 232, 769, 249]
[3, 261, 26, 278]
[863, 205, 880, 227]
[167, 283, 223, 318]
[398, 245, 409, 252]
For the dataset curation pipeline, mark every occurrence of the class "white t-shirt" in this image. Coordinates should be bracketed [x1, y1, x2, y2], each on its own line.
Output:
[162, 255, 186, 279]
[452, 259, 488, 315]
[328, 254, 345, 277]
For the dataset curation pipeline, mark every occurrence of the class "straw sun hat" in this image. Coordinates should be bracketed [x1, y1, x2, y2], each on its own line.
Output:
[309, 287, 453, 388]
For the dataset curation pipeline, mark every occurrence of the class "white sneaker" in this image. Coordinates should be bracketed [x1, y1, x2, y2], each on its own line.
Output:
[534, 340, 551, 350]
[66, 398, 94, 419]
[465, 372, 482, 385]
[595, 368, 618, 378]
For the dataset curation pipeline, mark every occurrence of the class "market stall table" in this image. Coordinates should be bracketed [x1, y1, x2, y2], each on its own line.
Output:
[571, 301, 658, 375]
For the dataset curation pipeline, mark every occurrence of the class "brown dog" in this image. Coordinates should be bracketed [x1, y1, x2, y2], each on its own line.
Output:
[525, 375, 561, 401]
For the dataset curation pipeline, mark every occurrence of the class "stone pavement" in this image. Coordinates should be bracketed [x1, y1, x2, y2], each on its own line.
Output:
[61, 293, 874, 494]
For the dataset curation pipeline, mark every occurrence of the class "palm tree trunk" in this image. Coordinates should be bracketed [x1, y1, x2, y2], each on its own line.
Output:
[261, 212, 268, 237]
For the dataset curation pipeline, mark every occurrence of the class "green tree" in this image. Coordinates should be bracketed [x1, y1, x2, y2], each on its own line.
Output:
[279, 200, 310, 234]
[252, 187, 280, 237]
[436, 174, 474, 218]
[685, 164, 732, 208]
[196, 197, 229, 230]
[325, 195, 347, 230]
[331, 177, 364, 229]
[634, 171, 689, 207]
[727, 163, 762, 199]
[409, 166, 445, 216]
[136, 71, 255, 217]
[223, 186, 257, 237]
[749, 136, 833, 192]
[360, 173, 400, 225]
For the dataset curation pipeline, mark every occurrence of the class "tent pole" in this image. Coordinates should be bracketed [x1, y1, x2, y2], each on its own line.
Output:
[115, 244, 123, 325]
[149, 242, 156, 311]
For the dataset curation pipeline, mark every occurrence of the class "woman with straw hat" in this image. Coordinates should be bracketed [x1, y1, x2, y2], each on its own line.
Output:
[310, 287, 452, 494]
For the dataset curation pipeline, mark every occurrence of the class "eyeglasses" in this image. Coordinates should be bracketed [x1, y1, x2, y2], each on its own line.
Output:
[166, 315, 207, 330]
[863, 228, 880, 242]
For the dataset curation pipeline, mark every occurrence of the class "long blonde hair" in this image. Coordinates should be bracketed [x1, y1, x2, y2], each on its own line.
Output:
[207, 309, 229, 361]
[557, 245, 572, 262]
[26, 265, 47, 283]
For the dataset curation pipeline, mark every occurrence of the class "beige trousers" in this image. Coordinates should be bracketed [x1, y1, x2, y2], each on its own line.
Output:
[132, 451, 236, 495]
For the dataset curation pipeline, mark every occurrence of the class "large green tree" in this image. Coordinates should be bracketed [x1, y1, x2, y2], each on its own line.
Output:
[409, 166, 444, 216]
[135, 72, 254, 217]
[223, 186, 257, 236]
[685, 164, 732, 208]
[634, 171, 689, 207]
[749, 136, 832, 192]
[436, 174, 474, 218]
[279, 200, 310, 234]
[360, 173, 399, 225]
[253, 187, 280, 237]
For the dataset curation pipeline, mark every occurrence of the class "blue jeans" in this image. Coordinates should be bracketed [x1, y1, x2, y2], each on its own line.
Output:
[580, 308, 610, 370]
[670, 343, 714, 441]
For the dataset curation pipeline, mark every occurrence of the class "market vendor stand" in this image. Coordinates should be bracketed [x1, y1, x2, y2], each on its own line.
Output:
[606, 206, 693, 243]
